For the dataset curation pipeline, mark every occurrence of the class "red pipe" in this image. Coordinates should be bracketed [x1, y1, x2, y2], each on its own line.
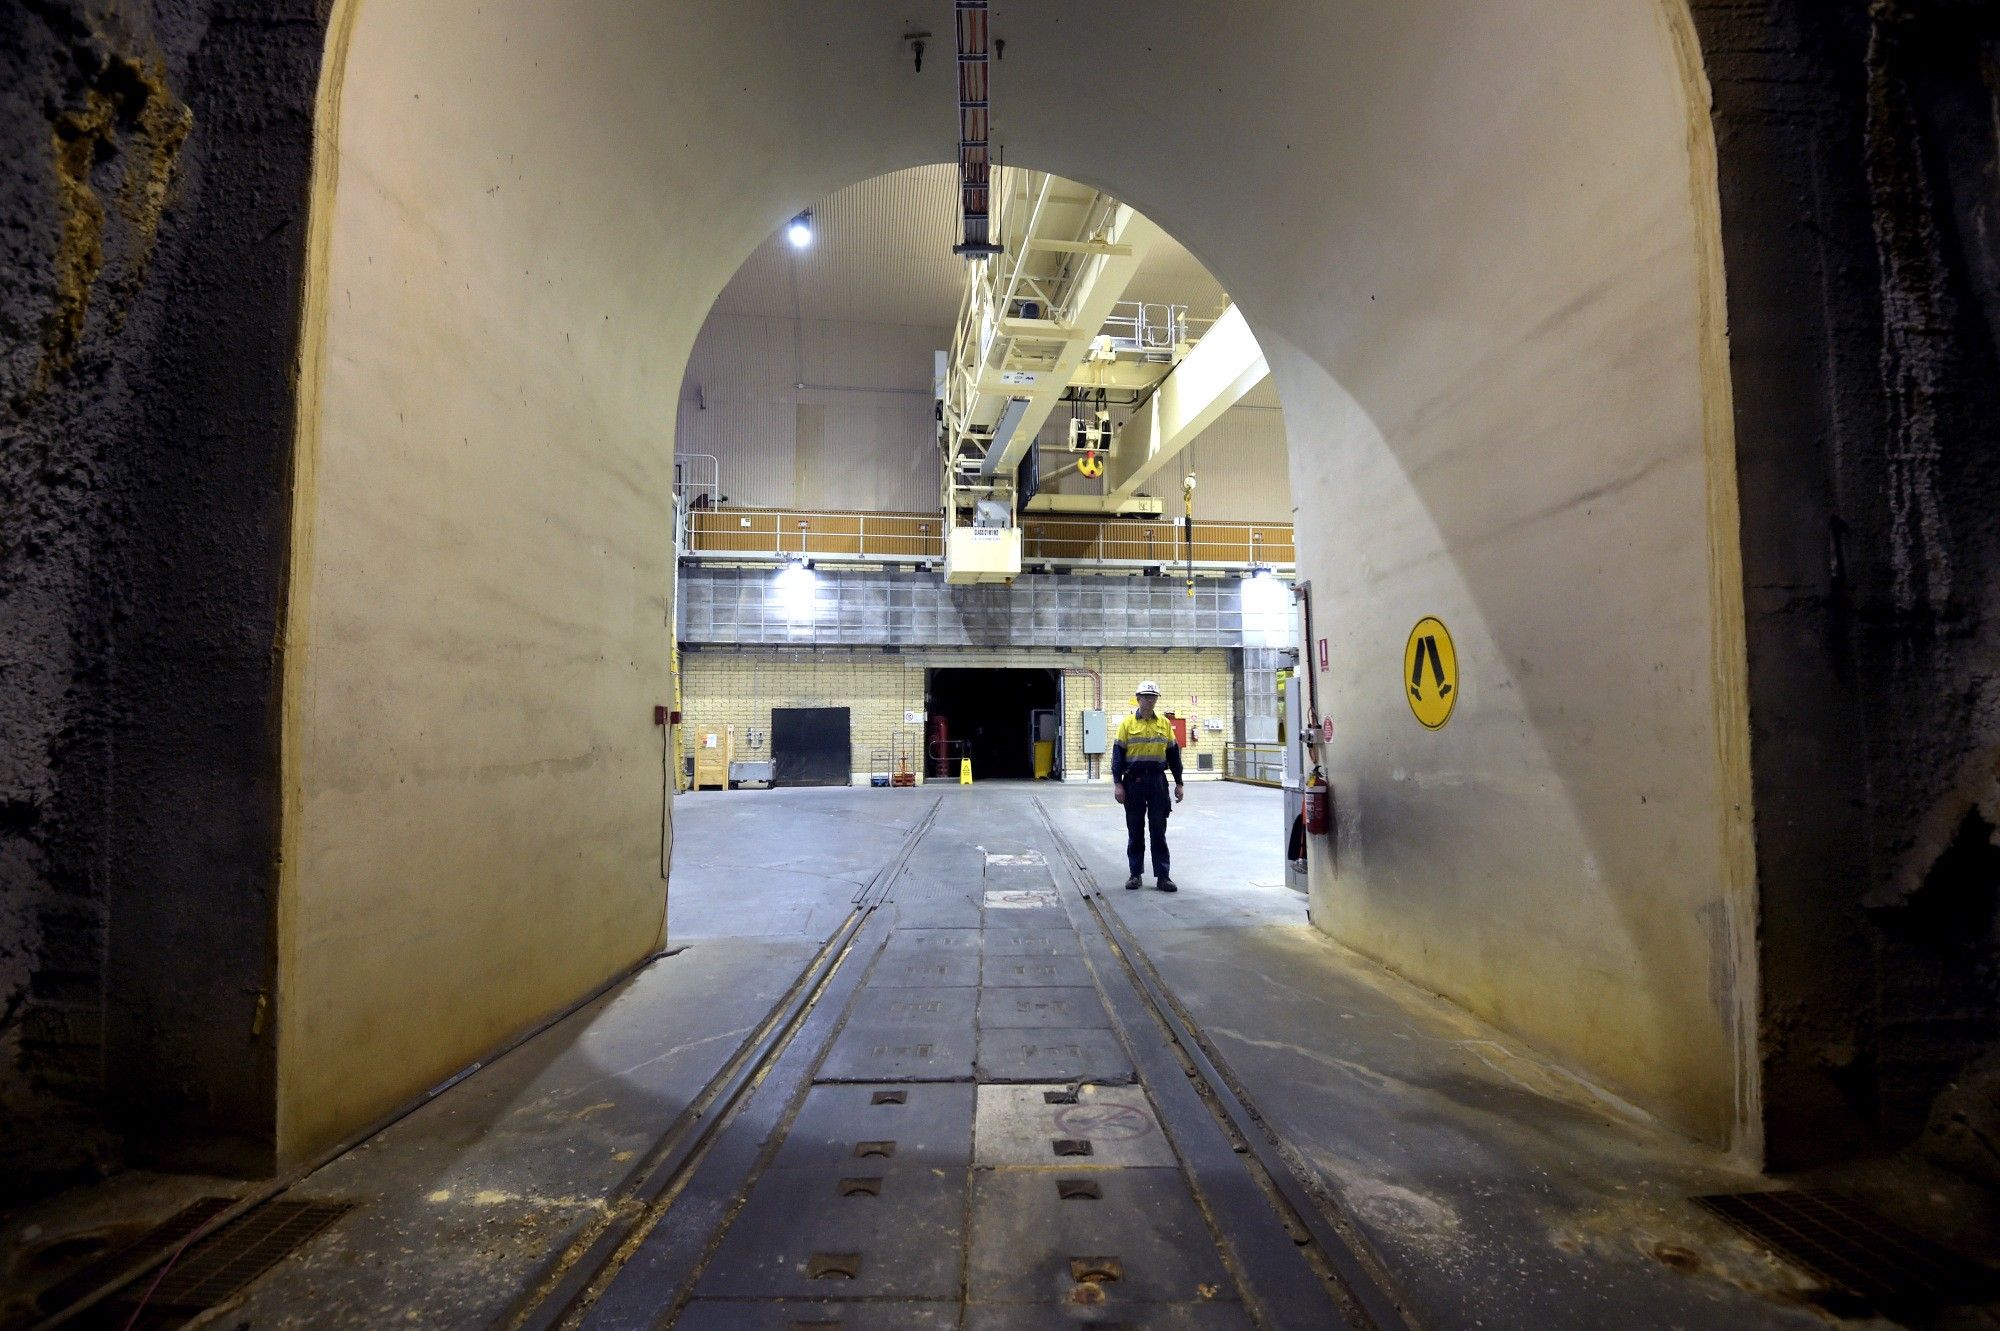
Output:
[1062, 667, 1104, 779]
[1061, 667, 1102, 710]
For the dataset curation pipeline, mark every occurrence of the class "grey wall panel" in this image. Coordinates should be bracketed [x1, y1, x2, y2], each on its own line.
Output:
[679, 568, 1297, 651]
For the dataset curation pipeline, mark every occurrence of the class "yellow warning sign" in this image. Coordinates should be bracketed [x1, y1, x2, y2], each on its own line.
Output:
[1403, 616, 1458, 729]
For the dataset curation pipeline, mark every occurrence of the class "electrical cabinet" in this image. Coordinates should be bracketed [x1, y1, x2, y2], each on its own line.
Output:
[1080, 709, 1108, 756]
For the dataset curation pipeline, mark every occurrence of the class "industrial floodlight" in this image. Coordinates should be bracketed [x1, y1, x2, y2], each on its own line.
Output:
[786, 211, 814, 249]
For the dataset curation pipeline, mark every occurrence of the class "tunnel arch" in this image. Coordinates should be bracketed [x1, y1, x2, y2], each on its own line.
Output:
[281, 0, 1754, 1165]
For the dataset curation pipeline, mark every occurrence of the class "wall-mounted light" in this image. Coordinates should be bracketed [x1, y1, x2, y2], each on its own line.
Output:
[775, 559, 820, 621]
[786, 211, 814, 249]
[1241, 567, 1291, 624]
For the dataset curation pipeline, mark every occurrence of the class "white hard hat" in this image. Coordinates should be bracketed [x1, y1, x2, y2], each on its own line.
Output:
[1135, 680, 1162, 697]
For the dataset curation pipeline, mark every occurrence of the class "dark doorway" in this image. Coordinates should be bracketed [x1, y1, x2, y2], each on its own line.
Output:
[772, 706, 851, 787]
[927, 668, 1060, 781]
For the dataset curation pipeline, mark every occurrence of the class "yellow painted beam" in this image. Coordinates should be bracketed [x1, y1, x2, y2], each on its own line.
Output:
[998, 317, 1065, 339]
[1025, 238, 1135, 256]
[1026, 492, 1167, 516]
[982, 204, 1164, 476]
[978, 360, 1164, 395]
[1104, 303, 1269, 506]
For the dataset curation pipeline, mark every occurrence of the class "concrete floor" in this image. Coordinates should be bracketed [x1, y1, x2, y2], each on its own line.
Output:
[3, 782, 1960, 1327]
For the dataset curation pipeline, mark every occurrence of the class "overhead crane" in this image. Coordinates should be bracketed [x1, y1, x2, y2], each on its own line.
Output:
[933, 2, 1268, 584]
[935, 168, 1270, 583]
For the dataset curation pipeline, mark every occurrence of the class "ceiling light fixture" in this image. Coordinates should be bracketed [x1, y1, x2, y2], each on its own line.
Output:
[786, 210, 814, 249]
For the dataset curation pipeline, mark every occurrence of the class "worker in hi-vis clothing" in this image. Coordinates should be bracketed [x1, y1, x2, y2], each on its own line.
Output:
[1112, 680, 1184, 892]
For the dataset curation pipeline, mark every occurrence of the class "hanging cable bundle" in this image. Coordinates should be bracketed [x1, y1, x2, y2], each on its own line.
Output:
[951, 1, 1003, 257]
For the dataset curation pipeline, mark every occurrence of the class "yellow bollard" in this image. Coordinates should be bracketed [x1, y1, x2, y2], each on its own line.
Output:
[959, 757, 973, 785]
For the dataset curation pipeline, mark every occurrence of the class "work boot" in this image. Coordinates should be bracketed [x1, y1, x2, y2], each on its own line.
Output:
[1156, 876, 1178, 893]
[1124, 875, 1142, 891]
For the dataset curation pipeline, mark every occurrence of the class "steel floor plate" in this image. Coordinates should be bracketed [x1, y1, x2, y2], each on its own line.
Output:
[962, 1302, 1256, 1329]
[981, 928, 1084, 958]
[872, 952, 981, 987]
[979, 906, 1069, 932]
[819, 986, 978, 1082]
[968, 1166, 1240, 1304]
[771, 1083, 976, 1170]
[982, 955, 1097, 988]
[674, 1298, 959, 1329]
[692, 1165, 967, 1300]
[889, 902, 985, 930]
[978, 986, 1112, 1030]
[976, 1027, 1135, 1083]
[881, 928, 983, 954]
[972, 1085, 1175, 1168]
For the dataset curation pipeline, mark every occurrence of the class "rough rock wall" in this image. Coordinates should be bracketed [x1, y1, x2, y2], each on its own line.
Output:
[1692, 0, 2000, 1172]
[0, 0, 323, 1192]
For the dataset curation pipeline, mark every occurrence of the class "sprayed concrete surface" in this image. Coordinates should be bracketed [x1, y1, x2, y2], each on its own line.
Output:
[303, 0, 1756, 1160]
[277, 0, 688, 1163]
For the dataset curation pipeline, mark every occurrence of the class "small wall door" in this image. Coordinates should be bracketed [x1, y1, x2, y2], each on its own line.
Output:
[772, 706, 851, 787]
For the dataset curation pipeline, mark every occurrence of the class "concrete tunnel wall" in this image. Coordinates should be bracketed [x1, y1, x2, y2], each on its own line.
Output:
[286, 0, 1755, 1161]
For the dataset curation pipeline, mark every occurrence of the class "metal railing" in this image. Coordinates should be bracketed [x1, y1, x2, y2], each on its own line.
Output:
[674, 453, 721, 506]
[683, 507, 1296, 571]
[1021, 518, 1293, 568]
[1098, 302, 1216, 359]
[688, 509, 946, 561]
[1223, 742, 1285, 787]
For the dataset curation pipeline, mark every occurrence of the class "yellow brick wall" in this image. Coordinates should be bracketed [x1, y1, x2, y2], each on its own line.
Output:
[679, 647, 1237, 784]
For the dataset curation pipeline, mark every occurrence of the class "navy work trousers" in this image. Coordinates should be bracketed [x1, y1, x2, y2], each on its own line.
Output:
[1123, 769, 1172, 878]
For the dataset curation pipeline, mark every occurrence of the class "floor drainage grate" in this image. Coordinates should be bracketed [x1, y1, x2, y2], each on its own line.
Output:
[34, 1198, 235, 1315]
[1694, 1189, 1996, 1316]
[118, 1199, 354, 1314]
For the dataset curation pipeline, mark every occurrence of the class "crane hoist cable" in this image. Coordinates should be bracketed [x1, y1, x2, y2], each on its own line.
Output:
[1183, 472, 1197, 598]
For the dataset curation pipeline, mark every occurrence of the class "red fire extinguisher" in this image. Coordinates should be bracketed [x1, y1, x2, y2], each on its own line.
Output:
[1303, 767, 1331, 835]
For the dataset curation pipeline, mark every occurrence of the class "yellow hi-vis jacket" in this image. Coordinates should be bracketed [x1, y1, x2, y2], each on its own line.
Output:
[1112, 713, 1183, 783]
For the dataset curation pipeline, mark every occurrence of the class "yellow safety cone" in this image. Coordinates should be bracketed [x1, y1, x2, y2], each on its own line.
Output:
[959, 757, 973, 785]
